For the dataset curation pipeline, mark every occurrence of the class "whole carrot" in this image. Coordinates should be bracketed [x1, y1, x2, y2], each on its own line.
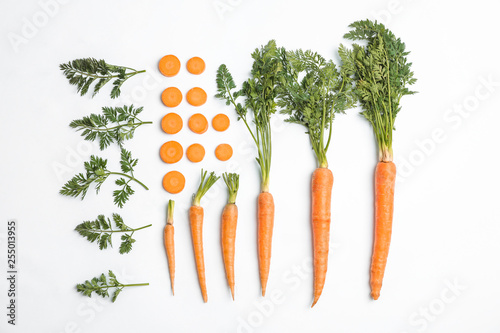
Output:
[221, 173, 240, 300]
[371, 161, 396, 299]
[277, 48, 355, 307]
[343, 19, 417, 299]
[164, 199, 175, 295]
[216, 40, 281, 296]
[190, 170, 219, 303]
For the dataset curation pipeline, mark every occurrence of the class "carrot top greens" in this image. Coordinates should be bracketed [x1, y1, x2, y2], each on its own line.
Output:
[277, 48, 356, 168]
[60, 58, 145, 99]
[222, 173, 239, 204]
[342, 19, 417, 162]
[216, 40, 281, 192]
[70, 105, 152, 150]
[192, 170, 220, 206]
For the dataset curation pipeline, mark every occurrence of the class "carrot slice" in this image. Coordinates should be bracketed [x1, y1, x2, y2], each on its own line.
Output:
[159, 55, 181, 77]
[186, 87, 207, 106]
[160, 141, 183, 164]
[212, 114, 230, 132]
[162, 87, 182, 107]
[215, 144, 233, 161]
[186, 143, 205, 163]
[187, 57, 205, 75]
[188, 113, 208, 134]
[161, 113, 183, 134]
[163, 171, 185, 194]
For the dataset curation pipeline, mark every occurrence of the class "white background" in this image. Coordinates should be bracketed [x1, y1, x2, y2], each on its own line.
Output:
[1, 0, 499, 332]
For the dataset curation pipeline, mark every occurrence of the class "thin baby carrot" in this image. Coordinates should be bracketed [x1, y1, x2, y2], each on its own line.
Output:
[164, 200, 175, 294]
[221, 173, 239, 300]
[190, 170, 219, 303]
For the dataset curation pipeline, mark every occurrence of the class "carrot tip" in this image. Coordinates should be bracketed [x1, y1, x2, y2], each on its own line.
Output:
[311, 297, 319, 308]
[371, 291, 380, 300]
[230, 286, 235, 300]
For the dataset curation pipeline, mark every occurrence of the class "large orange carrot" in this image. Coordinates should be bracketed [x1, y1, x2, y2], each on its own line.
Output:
[370, 161, 396, 300]
[258, 191, 274, 296]
[215, 41, 281, 296]
[311, 167, 334, 307]
[344, 19, 416, 299]
[190, 170, 220, 303]
[276, 47, 355, 306]
[164, 200, 175, 295]
[221, 173, 239, 300]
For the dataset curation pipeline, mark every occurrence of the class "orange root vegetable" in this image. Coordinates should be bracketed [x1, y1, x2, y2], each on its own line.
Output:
[187, 57, 206, 75]
[161, 113, 183, 134]
[162, 171, 185, 194]
[212, 114, 230, 132]
[164, 200, 176, 294]
[161, 87, 183, 107]
[190, 170, 220, 303]
[186, 143, 205, 163]
[344, 20, 416, 300]
[186, 87, 207, 106]
[159, 55, 181, 77]
[215, 143, 233, 161]
[311, 168, 334, 307]
[215, 42, 281, 298]
[370, 161, 396, 300]
[188, 113, 208, 134]
[258, 191, 274, 296]
[160, 141, 183, 164]
[221, 173, 239, 300]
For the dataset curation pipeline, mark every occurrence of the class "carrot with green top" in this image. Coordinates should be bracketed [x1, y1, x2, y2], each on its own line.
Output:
[343, 19, 417, 300]
[190, 170, 220, 303]
[164, 200, 175, 294]
[216, 40, 282, 296]
[221, 173, 239, 300]
[277, 48, 356, 307]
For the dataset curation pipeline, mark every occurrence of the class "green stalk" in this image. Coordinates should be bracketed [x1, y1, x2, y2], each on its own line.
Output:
[167, 200, 174, 225]
[223, 173, 240, 204]
[192, 170, 220, 206]
[108, 172, 149, 190]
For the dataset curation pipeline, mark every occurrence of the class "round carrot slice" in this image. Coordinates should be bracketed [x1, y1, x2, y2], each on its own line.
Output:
[215, 144, 233, 161]
[163, 171, 185, 194]
[188, 113, 208, 134]
[162, 87, 182, 107]
[186, 143, 205, 163]
[186, 87, 207, 106]
[186, 57, 205, 75]
[160, 141, 183, 164]
[212, 114, 230, 132]
[161, 113, 183, 134]
[159, 55, 181, 77]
